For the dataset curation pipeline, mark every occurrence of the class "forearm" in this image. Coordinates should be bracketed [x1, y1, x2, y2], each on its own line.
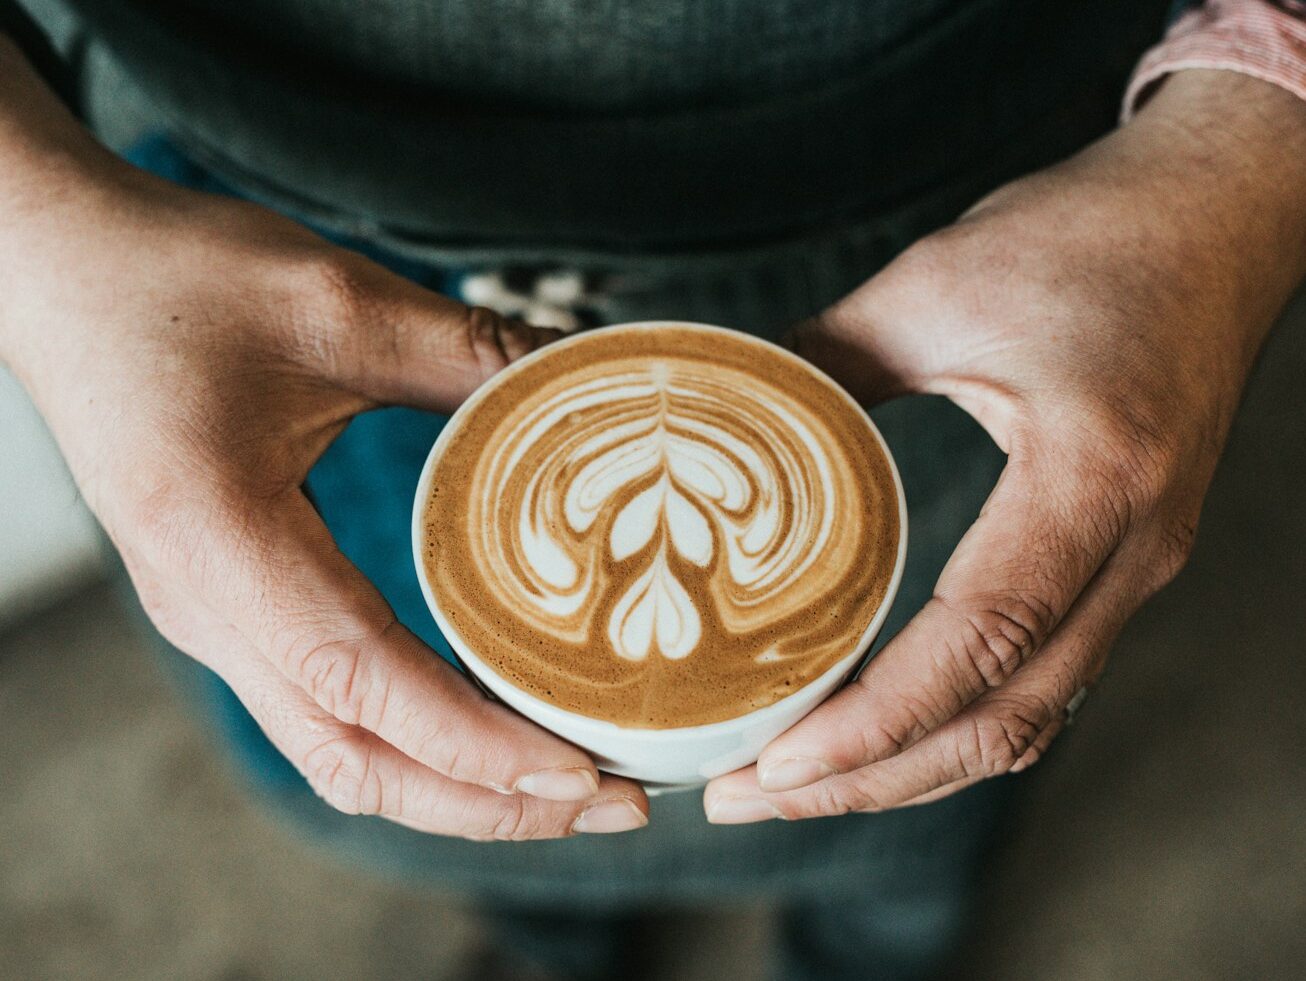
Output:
[1116, 69, 1306, 337]
[0, 35, 140, 372]
[0, 33, 114, 213]
[966, 68, 1306, 382]
[1097, 70, 1306, 348]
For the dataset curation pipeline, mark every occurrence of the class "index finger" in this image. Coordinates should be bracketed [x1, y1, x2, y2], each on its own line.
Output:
[754, 453, 1121, 793]
[188, 487, 606, 802]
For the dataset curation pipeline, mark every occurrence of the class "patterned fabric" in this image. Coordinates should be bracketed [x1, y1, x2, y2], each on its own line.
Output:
[1126, 0, 1306, 117]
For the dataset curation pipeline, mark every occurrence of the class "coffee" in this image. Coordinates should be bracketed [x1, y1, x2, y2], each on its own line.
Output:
[420, 323, 900, 728]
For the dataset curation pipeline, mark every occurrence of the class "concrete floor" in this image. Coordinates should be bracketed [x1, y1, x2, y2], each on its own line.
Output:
[2, 289, 1304, 981]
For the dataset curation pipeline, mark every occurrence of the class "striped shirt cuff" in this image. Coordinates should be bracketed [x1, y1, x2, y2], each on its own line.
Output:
[1124, 0, 1306, 121]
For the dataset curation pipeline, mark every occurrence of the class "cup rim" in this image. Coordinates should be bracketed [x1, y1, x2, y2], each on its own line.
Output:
[410, 320, 909, 740]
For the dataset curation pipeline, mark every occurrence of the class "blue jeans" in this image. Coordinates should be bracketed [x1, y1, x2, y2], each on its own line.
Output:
[125, 133, 1022, 981]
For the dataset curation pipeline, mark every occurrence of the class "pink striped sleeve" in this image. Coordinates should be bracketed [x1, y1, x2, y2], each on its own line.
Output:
[1123, 0, 1306, 121]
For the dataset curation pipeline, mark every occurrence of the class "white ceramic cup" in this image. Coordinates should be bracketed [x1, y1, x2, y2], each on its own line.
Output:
[412, 321, 908, 789]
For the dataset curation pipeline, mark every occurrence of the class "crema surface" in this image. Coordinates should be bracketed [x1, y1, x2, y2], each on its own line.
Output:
[421, 325, 900, 728]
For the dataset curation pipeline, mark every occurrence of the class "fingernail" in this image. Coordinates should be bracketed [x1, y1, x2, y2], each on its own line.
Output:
[758, 757, 836, 793]
[514, 766, 599, 802]
[572, 797, 648, 835]
[707, 796, 784, 825]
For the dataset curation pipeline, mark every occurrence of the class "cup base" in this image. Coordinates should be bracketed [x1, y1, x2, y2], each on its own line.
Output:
[641, 780, 701, 797]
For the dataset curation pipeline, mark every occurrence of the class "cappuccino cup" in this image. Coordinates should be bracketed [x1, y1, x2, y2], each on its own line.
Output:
[413, 322, 906, 788]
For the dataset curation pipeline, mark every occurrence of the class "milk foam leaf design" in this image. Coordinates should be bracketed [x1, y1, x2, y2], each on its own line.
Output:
[608, 547, 702, 661]
[609, 478, 663, 562]
[609, 475, 713, 567]
[604, 473, 715, 660]
[473, 356, 845, 661]
[519, 470, 579, 591]
[664, 482, 712, 567]
[428, 326, 899, 728]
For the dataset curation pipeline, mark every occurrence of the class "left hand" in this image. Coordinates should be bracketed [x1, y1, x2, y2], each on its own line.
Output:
[705, 69, 1306, 823]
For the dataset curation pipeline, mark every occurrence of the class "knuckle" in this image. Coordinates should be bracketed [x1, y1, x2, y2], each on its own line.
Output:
[457, 304, 520, 381]
[800, 778, 870, 819]
[862, 719, 910, 759]
[1073, 473, 1133, 555]
[123, 478, 245, 593]
[479, 798, 547, 842]
[1146, 516, 1198, 591]
[406, 720, 464, 778]
[1014, 718, 1067, 774]
[850, 688, 936, 759]
[942, 595, 1053, 690]
[125, 477, 202, 567]
[284, 253, 381, 373]
[1060, 405, 1175, 535]
[301, 253, 371, 327]
[960, 707, 1045, 778]
[1095, 407, 1179, 508]
[845, 780, 890, 815]
[302, 735, 386, 816]
[290, 621, 395, 730]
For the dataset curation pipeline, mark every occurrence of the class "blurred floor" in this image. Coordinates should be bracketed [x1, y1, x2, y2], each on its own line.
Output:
[2, 289, 1304, 981]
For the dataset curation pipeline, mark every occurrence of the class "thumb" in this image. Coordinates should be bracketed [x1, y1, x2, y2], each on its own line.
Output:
[309, 254, 563, 412]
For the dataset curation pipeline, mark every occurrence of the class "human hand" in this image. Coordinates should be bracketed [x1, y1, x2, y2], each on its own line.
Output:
[705, 70, 1306, 822]
[0, 141, 648, 840]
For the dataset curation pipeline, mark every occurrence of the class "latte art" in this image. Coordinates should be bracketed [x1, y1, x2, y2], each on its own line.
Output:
[421, 324, 901, 728]
[480, 362, 841, 665]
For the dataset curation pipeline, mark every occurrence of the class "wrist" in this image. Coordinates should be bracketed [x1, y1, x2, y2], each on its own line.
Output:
[964, 68, 1306, 373]
[0, 35, 142, 369]
[1107, 69, 1306, 350]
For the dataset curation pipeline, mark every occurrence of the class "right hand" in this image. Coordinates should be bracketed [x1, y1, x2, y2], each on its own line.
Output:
[0, 152, 650, 840]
